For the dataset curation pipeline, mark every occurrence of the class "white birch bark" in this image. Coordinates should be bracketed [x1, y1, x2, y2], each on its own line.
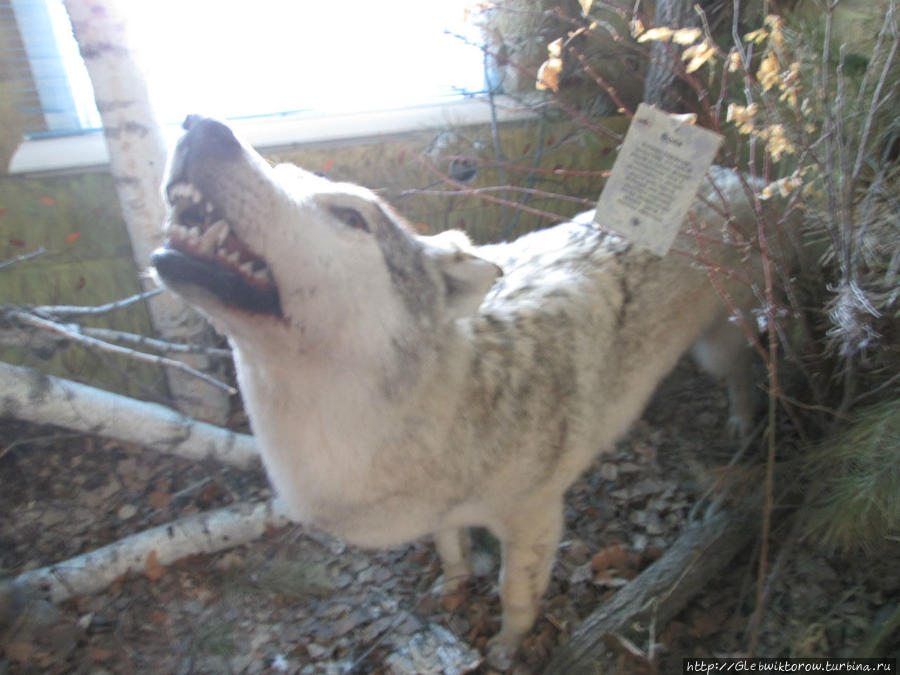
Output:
[0, 361, 258, 469]
[10, 499, 291, 603]
[61, 0, 229, 423]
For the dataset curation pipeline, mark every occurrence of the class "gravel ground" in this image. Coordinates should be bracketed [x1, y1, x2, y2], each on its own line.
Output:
[2, 358, 897, 673]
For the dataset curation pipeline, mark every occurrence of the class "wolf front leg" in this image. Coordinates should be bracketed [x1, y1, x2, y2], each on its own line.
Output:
[434, 528, 472, 593]
[691, 313, 760, 437]
[487, 498, 564, 668]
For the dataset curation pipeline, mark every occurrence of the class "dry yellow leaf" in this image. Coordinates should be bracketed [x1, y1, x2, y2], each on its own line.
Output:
[683, 41, 716, 73]
[757, 51, 781, 91]
[726, 102, 758, 135]
[744, 27, 769, 44]
[145, 549, 165, 581]
[536, 57, 562, 92]
[547, 37, 563, 58]
[762, 124, 795, 162]
[630, 17, 645, 38]
[578, 0, 592, 16]
[637, 26, 674, 43]
[765, 14, 785, 47]
[672, 27, 702, 45]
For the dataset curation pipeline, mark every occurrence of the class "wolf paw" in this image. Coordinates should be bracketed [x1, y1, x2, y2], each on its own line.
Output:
[485, 634, 517, 670]
[430, 572, 471, 598]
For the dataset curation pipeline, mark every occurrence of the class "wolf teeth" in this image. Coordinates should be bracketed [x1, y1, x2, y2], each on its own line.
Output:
[169, 223, 188, 239]
[212, 220, 230, 246]
[198, 225, 219, 254]
[167, 218, 269, 284]
[198, 220, 229, 254]
[169, 182, 203, 204]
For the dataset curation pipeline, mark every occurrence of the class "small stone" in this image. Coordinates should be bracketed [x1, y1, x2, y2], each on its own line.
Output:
[563, 539, 591, 565]
[599, 462, 619, 481]
[645, 512, 665, 535]
[330, 610, 367, 638]
[356, 567, 375, 584]
[332, 573, 353, 589]
[373, 567, 393, 584]
[117, 503, 138, 520]
[306, 643, 330, 659]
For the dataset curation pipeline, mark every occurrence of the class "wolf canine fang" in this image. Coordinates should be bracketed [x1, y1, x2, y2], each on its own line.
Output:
[153, 115, 764, 664]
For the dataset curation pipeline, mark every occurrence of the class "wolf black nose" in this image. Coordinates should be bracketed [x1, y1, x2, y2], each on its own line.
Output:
[180, 115, 240, 158]
[165, 116, 242, 199]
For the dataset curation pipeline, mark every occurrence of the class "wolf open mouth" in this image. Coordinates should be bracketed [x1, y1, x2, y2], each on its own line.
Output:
[152, 182, 282, 317]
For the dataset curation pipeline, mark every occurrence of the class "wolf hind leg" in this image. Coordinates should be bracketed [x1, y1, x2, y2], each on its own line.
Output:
[434, 528, 472, 594]
[691, 314, 759, 437]
[486, 497, 564, 668]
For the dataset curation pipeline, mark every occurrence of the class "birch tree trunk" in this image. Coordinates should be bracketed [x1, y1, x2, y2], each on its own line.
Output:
[11, 499, 290, 604]
[61, 0, 229, 423]
[0, 361, 258, 469]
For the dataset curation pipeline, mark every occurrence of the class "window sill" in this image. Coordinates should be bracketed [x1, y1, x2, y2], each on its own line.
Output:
[7, 96, 533, 175]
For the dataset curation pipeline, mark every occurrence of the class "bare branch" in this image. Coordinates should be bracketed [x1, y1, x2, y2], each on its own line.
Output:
[9, 310, 236, 395]
[0, 248, 48, 271]
[402, 184, 595, 207]
[852, 5, 898, 181]
[412, 154, 610, 179]
[417, 158, 574, 225]
[80, 326, 232, 358]
[31, 288, 163, 319]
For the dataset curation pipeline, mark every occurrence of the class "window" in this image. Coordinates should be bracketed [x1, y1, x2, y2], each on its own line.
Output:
[12, 0, 487, 134]
[7, 0, 101, 133]
[8, 0, 534, 173]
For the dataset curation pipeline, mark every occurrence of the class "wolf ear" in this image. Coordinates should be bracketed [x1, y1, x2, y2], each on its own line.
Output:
[439, 250, 502, 319]
[424, 231, 502, 320]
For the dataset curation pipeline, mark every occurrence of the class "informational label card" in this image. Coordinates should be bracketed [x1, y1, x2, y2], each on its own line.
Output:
[593, 103, 723, 256]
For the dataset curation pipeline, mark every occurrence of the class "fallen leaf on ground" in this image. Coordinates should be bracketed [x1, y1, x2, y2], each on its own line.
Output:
[145, 550, 165, 581]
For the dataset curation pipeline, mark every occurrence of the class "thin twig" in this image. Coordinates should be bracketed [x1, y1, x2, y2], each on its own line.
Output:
[417, 158, 573, 224]
[503, 116, 549, 240]
[32, 287, 163, 318]
[81, 326, 232, 358]
[11, 310, 236, 395]
[747, 142, 785, 662]
[404, 184, 594, 207]
[418, 154, 610, 178]
[852, 4, 898, 181]
[570, 45, 634, 117]
[0, 247, 48, 271]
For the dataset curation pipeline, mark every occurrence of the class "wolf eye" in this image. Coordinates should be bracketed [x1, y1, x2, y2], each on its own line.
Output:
[330, 206, 370, 233]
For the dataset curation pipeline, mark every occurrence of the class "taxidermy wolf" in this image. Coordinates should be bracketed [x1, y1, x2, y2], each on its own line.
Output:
[152, 115, 766, 665]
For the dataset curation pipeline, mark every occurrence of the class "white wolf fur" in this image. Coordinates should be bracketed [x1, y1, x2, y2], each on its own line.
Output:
[153, 116, 766, 665]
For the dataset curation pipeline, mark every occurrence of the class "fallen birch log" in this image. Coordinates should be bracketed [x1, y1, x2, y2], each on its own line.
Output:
[0, 361, 258, 469]
[543, 507, 756, 674]
[9, 498, 291, 604]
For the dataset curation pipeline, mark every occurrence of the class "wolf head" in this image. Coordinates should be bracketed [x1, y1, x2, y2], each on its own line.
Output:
[152, 116, 501, 357]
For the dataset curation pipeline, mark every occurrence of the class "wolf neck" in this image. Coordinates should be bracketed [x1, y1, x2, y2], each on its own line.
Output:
[229, 323, 466, 522]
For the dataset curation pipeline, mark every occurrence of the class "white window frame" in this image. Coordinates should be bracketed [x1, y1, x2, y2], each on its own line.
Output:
[7, 0, 533, 175]
[8, 97, 533, 174]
